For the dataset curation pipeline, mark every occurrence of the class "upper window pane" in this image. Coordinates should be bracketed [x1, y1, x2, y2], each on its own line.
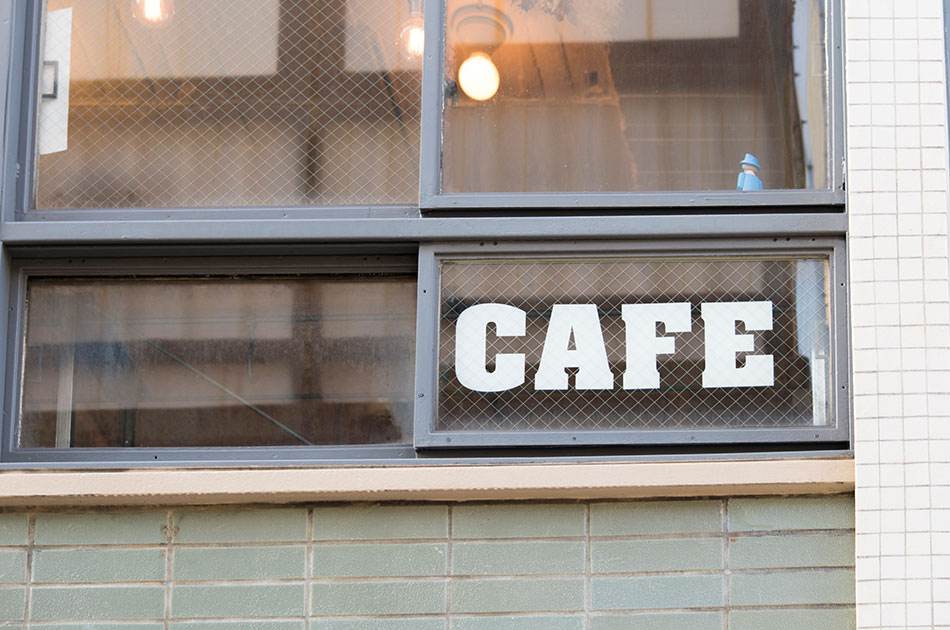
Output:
[441, 0, 829, 194]
[35, 0, 422, 210]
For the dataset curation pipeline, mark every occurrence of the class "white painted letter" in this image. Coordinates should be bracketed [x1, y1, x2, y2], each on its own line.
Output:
[535, 304, 613, 390]
[455, 303, 526, 392]
[622, 302, 692, 389]
[701, 301, 774, 388]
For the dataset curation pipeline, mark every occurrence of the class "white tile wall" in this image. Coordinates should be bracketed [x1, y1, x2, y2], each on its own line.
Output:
[847, 0, 950, 628]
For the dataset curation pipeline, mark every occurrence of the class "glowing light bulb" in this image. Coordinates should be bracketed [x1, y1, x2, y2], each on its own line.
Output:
[458, 52, 499, 101]
[131, 0, 175, 27]
[398, 12, 425, 62]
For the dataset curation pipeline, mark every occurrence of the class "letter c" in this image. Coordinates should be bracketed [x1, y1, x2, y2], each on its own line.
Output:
[455, 304, 526, 392]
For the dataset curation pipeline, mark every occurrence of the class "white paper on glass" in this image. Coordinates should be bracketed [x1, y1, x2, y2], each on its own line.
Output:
[38, 8, 72, 155]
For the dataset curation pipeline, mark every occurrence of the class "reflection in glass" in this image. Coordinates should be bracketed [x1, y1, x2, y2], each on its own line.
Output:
[36, 0, 422, 209]
[20, 276, 416, 448]
[442, 0, 829, 193]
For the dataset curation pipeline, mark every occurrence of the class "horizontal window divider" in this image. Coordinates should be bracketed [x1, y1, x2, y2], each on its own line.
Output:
[5, 244, 420, 263]
[415, 429, 849, 450]
[0, 213, 848, 245]
[21, 206, 423, 223]
[9, 252, 418, 273]
[422, 190, 846, 210]
[0, 456, 853, 506]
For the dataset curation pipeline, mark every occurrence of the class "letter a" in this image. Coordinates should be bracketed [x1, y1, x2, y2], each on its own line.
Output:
[535, 304, 613, 390]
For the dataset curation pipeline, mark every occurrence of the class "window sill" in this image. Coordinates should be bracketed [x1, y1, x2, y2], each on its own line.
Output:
[0, 457, 853, 506]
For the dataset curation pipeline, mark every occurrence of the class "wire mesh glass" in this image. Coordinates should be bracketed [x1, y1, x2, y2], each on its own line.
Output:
[36, 0, 422, 210]
[437, 255, 833, 433]
[441, 0, 829, 194]
[20, 275, 416, 448]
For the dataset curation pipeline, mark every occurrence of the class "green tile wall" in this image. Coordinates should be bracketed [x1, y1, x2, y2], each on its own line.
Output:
[33, 548, 165, 583]
[174, 546, 306, 581]
[172, 583, 307, 618]
[0, 495, 854, 626]
[450, 577, 585, 613]
[30, 586, 165, 620]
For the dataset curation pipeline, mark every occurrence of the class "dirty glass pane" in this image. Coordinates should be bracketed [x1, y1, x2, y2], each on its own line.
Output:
[441, 0, 829, 193]
[20, 276, 416, 447]
[36, 0, 422, 209]
[437, 255, 832, 433]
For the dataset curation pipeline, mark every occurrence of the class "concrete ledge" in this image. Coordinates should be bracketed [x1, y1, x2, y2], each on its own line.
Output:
[0, 458, 854, 506]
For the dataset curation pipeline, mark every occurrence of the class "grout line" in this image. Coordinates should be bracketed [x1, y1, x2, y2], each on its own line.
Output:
[722, 498, 729, 630]
[164, 510, 174, 629]
[31, 540, 327, 550]
[6, 567, 856, 589]
[445, 504, 453, 630]
[584, 503, 592, 630]
[11, 528, 854, 550]
[306, 507, 313, 630]
[310, 537, 467, 546]
[917, 25, 938, 630]
[24, 513, 34, 628]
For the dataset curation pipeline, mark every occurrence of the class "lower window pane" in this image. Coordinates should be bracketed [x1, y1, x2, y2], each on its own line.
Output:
[20, 275, 416, 448]
[436, 255, 833, 436]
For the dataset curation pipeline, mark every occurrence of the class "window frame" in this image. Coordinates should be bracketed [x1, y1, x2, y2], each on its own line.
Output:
[414, 238, 851, 449]
[2, 247, 423, 465]
[1, 241, 852, 466]
[0, 0, 851, 466]
[419, 0, 847, 210]
[9, 0, 427, 222]
[5, 0, 847, 220]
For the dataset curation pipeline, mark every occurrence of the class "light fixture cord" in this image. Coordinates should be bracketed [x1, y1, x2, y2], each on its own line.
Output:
[366, 28, 407, 134]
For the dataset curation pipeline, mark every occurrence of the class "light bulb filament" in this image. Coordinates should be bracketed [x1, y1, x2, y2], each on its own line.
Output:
[143, 0, 164, 22]
[406, 24, 425, 57]
[398, 11, 425, 62]
[131, 0, 174, 27]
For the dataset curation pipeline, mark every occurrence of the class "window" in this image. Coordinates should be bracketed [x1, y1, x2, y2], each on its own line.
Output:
[0, 0, 848, 464]
[437, 0, 838, 202]
[415, 240, 849, 448]
[426, 0, 843, 208]
[17, 259, 416, 451]
[34, 0, 422, 211]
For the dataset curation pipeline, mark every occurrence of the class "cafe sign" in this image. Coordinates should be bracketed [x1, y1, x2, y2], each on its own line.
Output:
[416, 243, 845, 448]
[455, 301, 775, 392]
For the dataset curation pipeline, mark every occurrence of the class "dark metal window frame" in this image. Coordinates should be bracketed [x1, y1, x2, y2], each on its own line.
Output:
[2, 0, 847, 220]
[0, 0, 850, 466]
[2, 247, 422, 465]
[414, 239, 851, 448]
[6, 0, 427, 223]
[419, 0, 847, 210]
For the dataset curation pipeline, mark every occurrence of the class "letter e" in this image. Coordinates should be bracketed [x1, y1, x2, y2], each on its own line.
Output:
[701, 301, 774, 388]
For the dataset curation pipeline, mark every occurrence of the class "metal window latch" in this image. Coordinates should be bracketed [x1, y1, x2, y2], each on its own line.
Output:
[444, 79, 458, 107]
[41, 60, 59, 100]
